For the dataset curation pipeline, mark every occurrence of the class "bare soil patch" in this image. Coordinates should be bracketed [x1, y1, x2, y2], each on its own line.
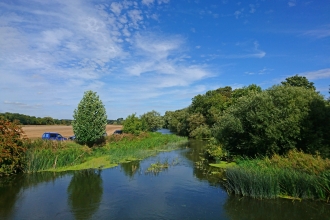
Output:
[22, 125, 123, 139]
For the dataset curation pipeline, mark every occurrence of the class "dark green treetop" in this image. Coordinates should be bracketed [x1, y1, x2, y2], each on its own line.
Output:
[281, 74, 316, 90]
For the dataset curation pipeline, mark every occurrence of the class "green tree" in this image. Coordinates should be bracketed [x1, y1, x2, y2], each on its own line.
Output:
[140, 110, 163, 132]
[213, 85, 328, 157]
[232, 84, 262, 102]
[281, 74, 316, 91]
[122, 113, 142, 135]
[0, 120, 27, 176]
[72, 91, 107, 147]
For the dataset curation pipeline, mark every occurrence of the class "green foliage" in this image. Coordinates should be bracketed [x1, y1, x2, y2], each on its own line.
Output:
[213, 85, 329, 157]
[163, 109, 189, 136]
[190, 87, 232, 125]
[140, 110, 164, 132]
[189, 124, 212, 139]
[72, 90, 108, 147]
[225, 151, 330, 200]
[0, 120, 27, 176]
[122, 113, 143, 135]
[281, 74, 316, 91]
[205, 138, 227, 162]
[232, 84, 262, 102]
[24, 140, 90, 172]
[0, 112, 72, 125]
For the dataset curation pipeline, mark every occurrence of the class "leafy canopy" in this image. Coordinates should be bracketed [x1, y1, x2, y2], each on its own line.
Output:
[281, 74, 316, 91]
[213, 85, 328, 157]
[72, 91, 107, 147]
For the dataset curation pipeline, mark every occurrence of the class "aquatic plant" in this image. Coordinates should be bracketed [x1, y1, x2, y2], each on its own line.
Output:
[224, 151, 330, 201]
[22, 132, 187, 173]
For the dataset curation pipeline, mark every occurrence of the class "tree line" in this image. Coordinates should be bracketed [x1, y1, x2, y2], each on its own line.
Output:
[0, 112, 123, 126]
[0, 112, 72, 125]
[163, 75, 330, 157]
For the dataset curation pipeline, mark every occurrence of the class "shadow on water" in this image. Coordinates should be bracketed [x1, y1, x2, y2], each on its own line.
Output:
[0, 172, 69, 219]
[183, 139, 226, 187]
[120, 160, 141, 179]
[67, 169, 103, 220]
[224, 196, 330, 220]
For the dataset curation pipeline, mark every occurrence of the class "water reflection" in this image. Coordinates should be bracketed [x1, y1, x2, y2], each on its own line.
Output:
[0, 137, 330, 220]
[0, 172, 68, 219]
[183, 139, 225, 187]
[67, 169, 103, 220]
[224, 196, 330, 220]
[120, 160, 141, 178]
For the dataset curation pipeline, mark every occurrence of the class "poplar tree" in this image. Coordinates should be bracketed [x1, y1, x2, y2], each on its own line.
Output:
[72, 91, 107, 147]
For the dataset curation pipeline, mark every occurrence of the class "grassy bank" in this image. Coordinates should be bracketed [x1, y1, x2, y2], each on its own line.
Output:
[223, 150, 330, 201]
[23, 132, 188, 173]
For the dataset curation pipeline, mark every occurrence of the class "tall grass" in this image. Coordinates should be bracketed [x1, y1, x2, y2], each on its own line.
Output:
[23, 132, 187, 172]
[24, 139, 91, 172]
[224, 150, 330, 201]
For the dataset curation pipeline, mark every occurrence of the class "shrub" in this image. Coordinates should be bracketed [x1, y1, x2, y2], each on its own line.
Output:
[0, 119, 28, 176]
[122, 113, 143, 135]
[140, 110, 163, 132]
[72, 90, 107, 147]
[213, 85, 329, 157]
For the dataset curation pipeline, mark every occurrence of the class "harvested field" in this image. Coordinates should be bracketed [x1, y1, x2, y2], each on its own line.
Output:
[22, 125, 123, 139]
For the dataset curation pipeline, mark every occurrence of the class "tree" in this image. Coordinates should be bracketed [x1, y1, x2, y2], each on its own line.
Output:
[140, 110, 163, 132]
[213, 85, 328, 157]
[72, 91, 107, 147]
[122, 113, 142, 135]
[281, 74, 316, 91]
[0, 119, 27, 176]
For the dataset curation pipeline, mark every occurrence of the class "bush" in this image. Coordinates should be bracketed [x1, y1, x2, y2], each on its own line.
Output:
[140, 110, 163, 132]
[0, 119, 28, 176]
[72, 91, 107, 147]
[213, 85, 329, 157]
[122, 113, 143, 135]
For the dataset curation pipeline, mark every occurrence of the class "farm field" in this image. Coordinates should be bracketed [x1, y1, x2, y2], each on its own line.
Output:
[22, 125, 123, 139]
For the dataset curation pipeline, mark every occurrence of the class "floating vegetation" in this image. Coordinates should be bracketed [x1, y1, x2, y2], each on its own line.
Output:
[145, 157, 180, 175]
[209, 161, 237, 169]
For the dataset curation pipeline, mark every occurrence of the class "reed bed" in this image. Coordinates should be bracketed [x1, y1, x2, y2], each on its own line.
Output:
[224, 150, 330, 201]
[23, 132, 187, 172]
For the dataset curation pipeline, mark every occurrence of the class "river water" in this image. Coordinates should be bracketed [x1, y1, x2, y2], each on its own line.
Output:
[0, 137, 329, 219]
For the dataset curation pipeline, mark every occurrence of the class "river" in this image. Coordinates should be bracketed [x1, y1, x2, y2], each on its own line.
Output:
[0, 135, 329, 219]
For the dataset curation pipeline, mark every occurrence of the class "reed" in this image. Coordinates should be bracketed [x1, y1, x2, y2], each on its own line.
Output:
[23, 132, 187, 172]
[224, 151, 330, 201]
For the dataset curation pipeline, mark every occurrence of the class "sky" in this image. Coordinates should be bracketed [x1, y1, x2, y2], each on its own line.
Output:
[0, 0, 329, 120]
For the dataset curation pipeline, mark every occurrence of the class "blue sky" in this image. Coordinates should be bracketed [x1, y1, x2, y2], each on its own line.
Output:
[0, 0, 329, 120]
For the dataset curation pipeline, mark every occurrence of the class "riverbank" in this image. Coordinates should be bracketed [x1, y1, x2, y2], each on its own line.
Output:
[23, 132, 188, 173]
[211, 150, 330, 202]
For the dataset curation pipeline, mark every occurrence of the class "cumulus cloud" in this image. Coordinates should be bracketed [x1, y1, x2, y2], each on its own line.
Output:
[0, 0, 210, 119]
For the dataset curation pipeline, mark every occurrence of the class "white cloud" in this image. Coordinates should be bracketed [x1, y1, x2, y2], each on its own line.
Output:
[301, 68, 330, 80]
[142, 0, 155, 6]
[110, 2, 123, 16]
[0, 0, 211, 119]
[128, 9, 143, 27]
[221, 41, 266, 59]
[303, 26, 330, 38]
[249, 4, 256, 13]
[288, 0, 296, 7]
